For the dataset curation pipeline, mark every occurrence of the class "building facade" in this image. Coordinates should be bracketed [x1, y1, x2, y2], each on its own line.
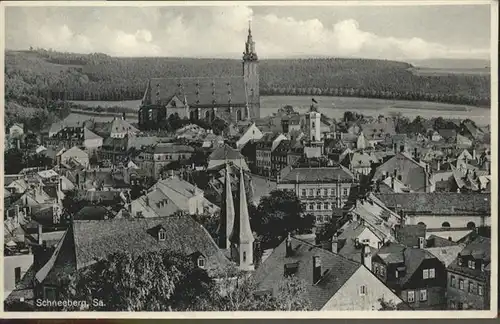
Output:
[138, 24, 260, 129]
[277, 167, 358, 225]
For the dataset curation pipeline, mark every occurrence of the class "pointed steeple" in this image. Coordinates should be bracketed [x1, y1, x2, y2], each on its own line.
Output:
[243, 19, 257, 61]
[237, 165, 254, 244]
[229, 163, 255, 271]
[219, 164, 235, 249]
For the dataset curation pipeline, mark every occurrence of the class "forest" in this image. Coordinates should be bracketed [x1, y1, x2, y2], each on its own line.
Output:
[5, 48, 491, 111]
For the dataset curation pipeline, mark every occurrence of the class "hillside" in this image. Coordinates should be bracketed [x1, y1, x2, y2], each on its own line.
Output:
[5, 49, 490, 109]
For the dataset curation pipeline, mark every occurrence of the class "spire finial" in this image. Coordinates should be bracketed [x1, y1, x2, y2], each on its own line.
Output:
[248, 19, 252, 35]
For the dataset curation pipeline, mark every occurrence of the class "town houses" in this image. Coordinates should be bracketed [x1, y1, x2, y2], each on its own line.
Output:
[3, 23, 492, 313]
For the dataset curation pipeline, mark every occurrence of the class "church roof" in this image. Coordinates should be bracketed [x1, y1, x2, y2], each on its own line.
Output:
[143, 76, 248, 108]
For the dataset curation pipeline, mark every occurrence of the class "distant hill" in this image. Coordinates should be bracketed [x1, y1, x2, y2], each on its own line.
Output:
[410, 58, 490, 69]
[4, 49, 490, 109]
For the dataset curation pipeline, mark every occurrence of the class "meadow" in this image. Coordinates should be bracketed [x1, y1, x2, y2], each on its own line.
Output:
[69, 95, 491, 126]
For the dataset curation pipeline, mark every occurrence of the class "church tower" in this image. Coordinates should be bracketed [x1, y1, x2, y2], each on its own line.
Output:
[243, 21, 260, 120]
[229, 165, 255, 271]
[218, 164, 235, 249]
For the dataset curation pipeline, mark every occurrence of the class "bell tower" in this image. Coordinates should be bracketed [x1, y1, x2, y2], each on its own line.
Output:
[243, 20, 260, 120]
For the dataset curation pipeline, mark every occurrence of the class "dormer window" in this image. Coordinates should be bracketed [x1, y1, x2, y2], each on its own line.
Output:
[481, 263, 485, 272]
[197, 256, 205, 269]
[468, 260, 476, 269]
[158, 228, 166, 241]
[458, 256, 463, 266]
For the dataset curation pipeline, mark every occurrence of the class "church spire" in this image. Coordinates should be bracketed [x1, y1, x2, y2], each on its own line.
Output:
[244, 19, 257, 61]
[229, 164, 255, 271]
[219, 164, 235, 249]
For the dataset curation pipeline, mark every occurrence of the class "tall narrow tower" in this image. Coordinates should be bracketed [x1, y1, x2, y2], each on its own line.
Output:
[243, 20, 260, 120]
[218, 164, 235, 249]
[229, 165, 255, 271]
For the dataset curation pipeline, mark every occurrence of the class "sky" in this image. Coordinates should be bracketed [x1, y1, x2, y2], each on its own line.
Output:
[4, 4, 492, 61]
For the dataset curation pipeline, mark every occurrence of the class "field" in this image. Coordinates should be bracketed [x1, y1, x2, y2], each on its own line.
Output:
[68, 95, 491, 126]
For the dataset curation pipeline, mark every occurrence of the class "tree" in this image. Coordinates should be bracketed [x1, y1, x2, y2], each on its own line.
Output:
[58, 250, 214, 311]
[205, 267, 312, 311]
[61, 190, 86, 222]
[251, 189, 314, 249]
[315, 217, 341, 243]
[378, 297, 406, 310]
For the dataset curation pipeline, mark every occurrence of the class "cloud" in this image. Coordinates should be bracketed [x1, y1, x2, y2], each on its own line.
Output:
[5, 6, 490, 61]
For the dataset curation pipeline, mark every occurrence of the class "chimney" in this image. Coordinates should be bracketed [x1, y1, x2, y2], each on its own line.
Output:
[414, 147, 418, 159]
[313, 256, 322, 284]
[418, 236, 425, 249]
[331, 233, 339, 253]
[393, 169, 397, 179]
[285, 233, 293, 257]
[472, 149, 477, 160]
[37, 223, 43, 245]
[15, 205, 20, 220]
[122, 112, 126, 120]
[361, 244, 372, 271]
[391, 176, 395, 190]
[437, 159, 441, 171]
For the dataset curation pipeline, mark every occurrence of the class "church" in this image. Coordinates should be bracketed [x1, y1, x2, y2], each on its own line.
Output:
[138, 23, 260, 130]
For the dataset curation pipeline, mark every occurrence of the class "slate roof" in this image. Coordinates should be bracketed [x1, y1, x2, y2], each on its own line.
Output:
[425, 245, 465, 267]
[74, 206, 115, 220]
[4, 265, 36, 309]
[374, 244, 437, 287]
[142, 77, 248, 107]
[252, 237, 361, 310]
[280, 166, 356, 184]
[447, 236, 490, 281]
[143, 143, 195, 154]
[36, 216, 232, 285]
[395, 224, 426, 248]
[374, 193, 491, 215]
[209, 144, 244, 161]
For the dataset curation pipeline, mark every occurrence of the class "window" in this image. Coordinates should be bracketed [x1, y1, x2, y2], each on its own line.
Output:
[450, 300, 456, 309]
[380, 266, 385, 277]
[395, 270, 399, 278]
[468, 260, 476, 269]
[343, 188, 348, 196]
[309, 189, 314, 197]
[309, 203, 315, 210]
[315, 215, 321, 223]
[317, 203, 322, 210]
[158, 230, 166, 241]
[407, 291, 415, 303]
[419, 289, 427, 301]
[330, 188, 336, 196]
[324, 202, 329, 210]
[301, 189, 306, 197]
[359, 285, 367, 295]
[423, 269, 429, 279]
[458, 257, 463, 266]
[197, 257, 205, 269]
[243, 251, 247, 262]
[450, 276, 456, 288]
[478, 285, 483, 296]
[316, 189, 321, 196]
[323, 188, 328, 196]
[429, 268, 435, 278]
[459, 279, 464, 290]
[136, 211, 143, 218]
[468, 282, 474, 293]
[14, 267, 21, 284]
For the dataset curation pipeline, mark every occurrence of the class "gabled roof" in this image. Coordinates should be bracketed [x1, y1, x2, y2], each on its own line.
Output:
[72, 217, 231, 271]
[447, 236, 490, 281]
[374, 244, 437, 287]
[425, 244, 465, 267]
[252, 237, 361, 310]
[83, 127, 102, 141]
[209, 144, 244, 161]
[374, 192, 491, 215]
[279, 166, 356, 184]
[142, 77, 247, 107]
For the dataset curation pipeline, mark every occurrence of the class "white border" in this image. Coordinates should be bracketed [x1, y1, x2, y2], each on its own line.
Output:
[0, 0, 497, 319]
